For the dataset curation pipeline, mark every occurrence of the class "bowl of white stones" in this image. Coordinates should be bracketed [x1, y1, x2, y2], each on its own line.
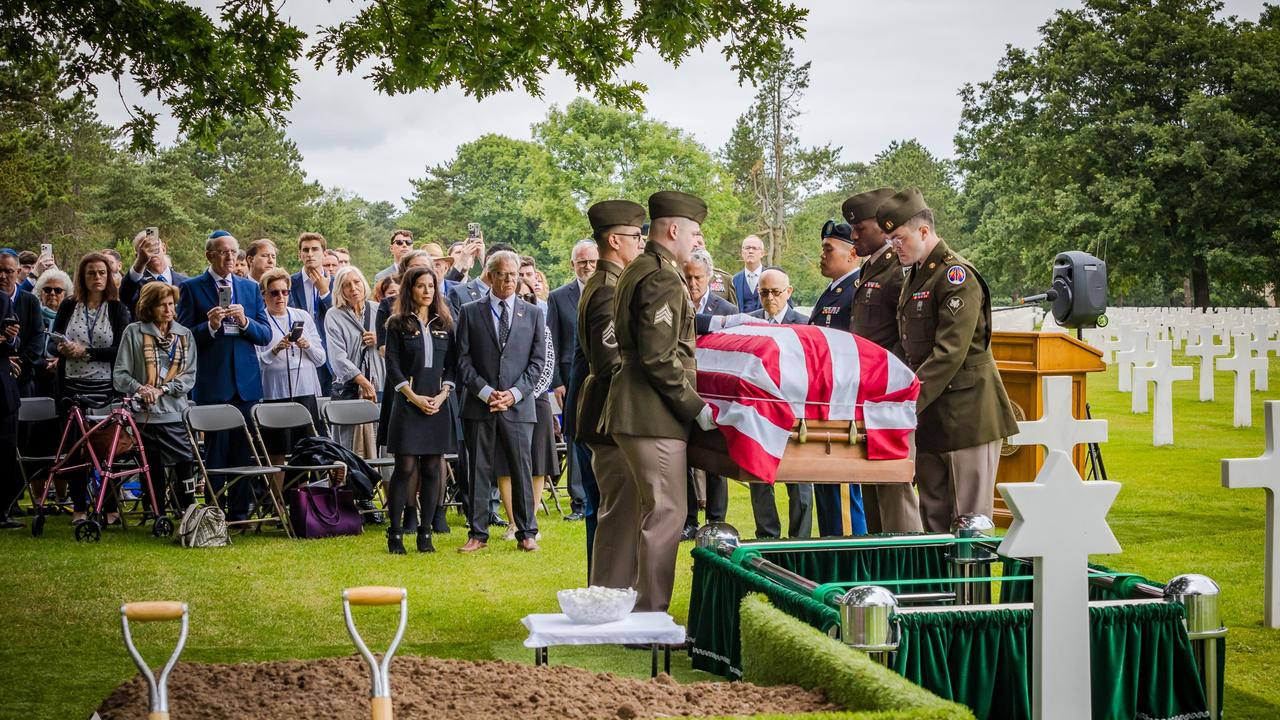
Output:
[557, 586, 637, 624]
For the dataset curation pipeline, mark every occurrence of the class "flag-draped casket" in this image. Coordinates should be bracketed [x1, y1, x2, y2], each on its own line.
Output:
[688, 324, 918, 485]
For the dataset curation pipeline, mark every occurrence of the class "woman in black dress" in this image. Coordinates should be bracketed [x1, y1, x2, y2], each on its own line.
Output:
[382, 266, 456, 554]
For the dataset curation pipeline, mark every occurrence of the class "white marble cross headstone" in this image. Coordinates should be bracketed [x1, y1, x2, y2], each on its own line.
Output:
[1096, 326, 1131, 366]
[999, 450, 1122, 720]
[1008, 375, 1108, 454]
[1217, 332, 1266, 428]
[1184, 332, 1230, 402]
[1251, 328, 1276, 392]
[1221, 400, 1280, 629]
[1115, 328, 1154, 393]
[1131, 340, 1193, 446]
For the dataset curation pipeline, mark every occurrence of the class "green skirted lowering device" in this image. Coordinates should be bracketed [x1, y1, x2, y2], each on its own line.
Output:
[688, 519, 1226, 720]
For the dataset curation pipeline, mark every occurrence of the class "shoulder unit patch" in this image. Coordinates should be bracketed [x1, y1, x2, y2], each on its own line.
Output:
[946, 265, 967, 285]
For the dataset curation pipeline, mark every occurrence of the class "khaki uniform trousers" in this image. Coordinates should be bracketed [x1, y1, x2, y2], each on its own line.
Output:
[614, 434, 688, 613]
[914, 439, 1001, 533]
[589, 443, 639, 591]
[862, 484, 924, 534]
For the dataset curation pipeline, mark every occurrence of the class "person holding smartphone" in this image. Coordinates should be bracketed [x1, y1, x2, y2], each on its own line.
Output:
[121, 227, 188, 314]
[256, 269, 327, 463]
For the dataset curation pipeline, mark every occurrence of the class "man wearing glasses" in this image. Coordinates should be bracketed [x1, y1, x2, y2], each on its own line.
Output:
[0, 249, 43, 397]
[373, 229, 417, 286]
[808, 220, 867, 538]
[177, 231, 272, 522]
[547, 238, 599, 522]
[843, 189, 923, 533]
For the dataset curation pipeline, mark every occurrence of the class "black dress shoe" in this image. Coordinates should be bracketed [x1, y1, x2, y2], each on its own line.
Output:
[489, 513, 509, 527]
[680, 524, 698, 542]
[387, 532, 406, 555]
[416, 530, 435, 553]
[563, 511, 584, 521]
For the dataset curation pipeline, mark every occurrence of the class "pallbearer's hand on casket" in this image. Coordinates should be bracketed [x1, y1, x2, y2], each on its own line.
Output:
[696, 404, 717, 431]
[706, 313, 755, 333]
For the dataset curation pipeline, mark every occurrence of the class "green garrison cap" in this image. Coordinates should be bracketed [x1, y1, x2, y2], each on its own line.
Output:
[588, 200, 646, 234]
[842, 187, 896, 224]
[876, 187, 929, 233]
[648, 191, 708, 224]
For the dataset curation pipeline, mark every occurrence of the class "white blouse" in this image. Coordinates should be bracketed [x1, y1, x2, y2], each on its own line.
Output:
[256, 307, 326, 400]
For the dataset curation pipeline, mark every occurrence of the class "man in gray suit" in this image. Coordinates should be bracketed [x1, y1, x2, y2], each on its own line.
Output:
[547, 239, 598, 520]
[748, 268, 815, 538]
[681, 249, 735, 539]
[456, 250, 548, 553]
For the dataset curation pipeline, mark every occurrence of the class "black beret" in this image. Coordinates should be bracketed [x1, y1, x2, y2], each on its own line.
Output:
[876, 187, 929, 233]
[588, 200, 646, 234]
[821, 219, 855, 244]
[842, 187, 896, 224]
[648, 191, 708, 224]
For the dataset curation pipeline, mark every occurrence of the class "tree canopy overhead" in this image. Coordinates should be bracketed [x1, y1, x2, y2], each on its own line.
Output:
[1, 0, 807, 153]
[956, 0, 1280, 306]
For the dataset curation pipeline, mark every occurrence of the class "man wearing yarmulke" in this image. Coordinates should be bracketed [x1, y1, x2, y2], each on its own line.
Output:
[877, 188, 1018, 533]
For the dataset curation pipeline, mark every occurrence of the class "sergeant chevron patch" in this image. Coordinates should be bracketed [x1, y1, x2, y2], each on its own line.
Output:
[602, 321, 618, 348]
[654, 304, 673, 326]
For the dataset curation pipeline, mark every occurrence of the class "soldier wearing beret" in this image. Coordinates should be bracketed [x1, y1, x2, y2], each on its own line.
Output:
[576, 199, 647, 590]
[843, 188, 924, 534]
[603, 190, 718, 612]
[808, 219, 867, 538]
[878, 188, 1018, 532]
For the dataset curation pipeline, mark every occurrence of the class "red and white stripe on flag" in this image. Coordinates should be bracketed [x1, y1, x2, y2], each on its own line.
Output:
[695, 323, 919, 484]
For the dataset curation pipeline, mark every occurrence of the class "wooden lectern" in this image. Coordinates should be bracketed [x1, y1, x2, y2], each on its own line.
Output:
[992, 331, 1106, 526]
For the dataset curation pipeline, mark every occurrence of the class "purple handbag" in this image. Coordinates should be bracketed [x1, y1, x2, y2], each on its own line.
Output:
[286, 485, 364, 539]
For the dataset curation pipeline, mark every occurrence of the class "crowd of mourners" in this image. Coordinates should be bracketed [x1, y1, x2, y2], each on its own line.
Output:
[0, 185, 1015, 614]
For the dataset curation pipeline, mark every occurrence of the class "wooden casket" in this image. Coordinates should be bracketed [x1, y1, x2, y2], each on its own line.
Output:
[688, 419, 915, 485]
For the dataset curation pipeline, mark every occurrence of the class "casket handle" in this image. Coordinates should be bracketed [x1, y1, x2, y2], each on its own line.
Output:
[797, 419, 808, 444]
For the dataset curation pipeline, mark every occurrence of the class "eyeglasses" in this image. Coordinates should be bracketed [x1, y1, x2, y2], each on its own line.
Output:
[758, 288, 788, 298]
[266, 289, 289, 297]
[210, 249, 238, 257]
[489, 271, 518, 281]
[41, 287, 65, 295]
[573, 259, 599, 267]
[392, 238, 414, 247]
[0, 268, 15, 275]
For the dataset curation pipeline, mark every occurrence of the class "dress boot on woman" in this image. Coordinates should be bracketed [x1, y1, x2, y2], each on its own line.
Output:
[416, 528, 435, 553]
[387, 530, 406, 555]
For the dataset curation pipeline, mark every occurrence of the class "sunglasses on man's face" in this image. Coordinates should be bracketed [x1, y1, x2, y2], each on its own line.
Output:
[758, 288, 787, 298]
[392, 238, 414, 247]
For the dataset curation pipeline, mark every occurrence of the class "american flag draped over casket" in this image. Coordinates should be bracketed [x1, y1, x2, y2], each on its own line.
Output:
[696, 324, 920, 484]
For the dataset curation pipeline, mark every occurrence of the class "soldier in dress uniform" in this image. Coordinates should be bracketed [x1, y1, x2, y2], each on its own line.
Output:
[575, 199, 647, 590]
[878, 187, 1018, 532]
[843, 188, 924, 534]
[808, 220, 867, 537]
[603, 190, 718, 612]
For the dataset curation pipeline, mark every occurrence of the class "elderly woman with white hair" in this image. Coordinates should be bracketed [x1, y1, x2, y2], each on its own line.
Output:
[324, 266, 385, 455]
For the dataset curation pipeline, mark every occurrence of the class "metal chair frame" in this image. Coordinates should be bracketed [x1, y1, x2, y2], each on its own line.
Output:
[183, 404, 284, 536]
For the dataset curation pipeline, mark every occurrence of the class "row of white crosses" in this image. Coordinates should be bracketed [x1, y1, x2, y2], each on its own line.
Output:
[1077, 308, 1280, 436]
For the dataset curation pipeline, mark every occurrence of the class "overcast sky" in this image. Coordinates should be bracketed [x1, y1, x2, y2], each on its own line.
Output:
[92, 0, 1269, 208]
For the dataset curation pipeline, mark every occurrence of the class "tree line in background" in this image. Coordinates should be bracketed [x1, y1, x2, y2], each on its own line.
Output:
[2, 0, 1277, 306]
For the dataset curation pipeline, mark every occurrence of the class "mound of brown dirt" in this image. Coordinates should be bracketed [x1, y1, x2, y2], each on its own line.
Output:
[97, 655, 839, 719]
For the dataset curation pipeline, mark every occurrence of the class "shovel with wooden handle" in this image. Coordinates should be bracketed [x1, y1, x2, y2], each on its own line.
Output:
[120, 601, 189, 720]
[342, 586, 408, 720]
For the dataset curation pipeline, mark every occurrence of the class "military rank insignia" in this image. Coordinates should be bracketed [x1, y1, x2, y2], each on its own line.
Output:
[602, 321, 617, 348]
[946, 296, 965, 315]
[654, 304, 673, 326]
[946, 266, 967, 285]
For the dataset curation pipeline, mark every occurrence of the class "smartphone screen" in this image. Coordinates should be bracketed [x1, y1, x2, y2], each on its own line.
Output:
[289, 321, 304, 341]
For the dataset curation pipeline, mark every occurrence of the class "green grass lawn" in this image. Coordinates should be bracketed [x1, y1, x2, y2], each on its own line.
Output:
[1, 351, 1278, 719]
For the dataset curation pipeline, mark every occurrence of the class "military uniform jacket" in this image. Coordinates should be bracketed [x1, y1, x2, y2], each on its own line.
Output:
[603, 242, 703, 439]
[852, 244, 905, 355]
[709, 267, 738, 306]
[575, 259, 622, 446]
[897, 239, 1018, 453]
[808, 271, 858, 333]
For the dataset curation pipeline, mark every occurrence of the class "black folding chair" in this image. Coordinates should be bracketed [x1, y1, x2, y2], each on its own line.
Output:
[250, 402, 345, 522]
[183, 405, 283, 535]
[17, 397, 60, 507]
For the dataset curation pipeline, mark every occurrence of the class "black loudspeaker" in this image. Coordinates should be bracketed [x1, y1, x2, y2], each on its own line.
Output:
[1050, 251, 1108, 328]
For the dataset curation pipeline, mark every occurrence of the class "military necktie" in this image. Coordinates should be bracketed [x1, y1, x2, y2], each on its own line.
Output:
[499, 299, 510, 347]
